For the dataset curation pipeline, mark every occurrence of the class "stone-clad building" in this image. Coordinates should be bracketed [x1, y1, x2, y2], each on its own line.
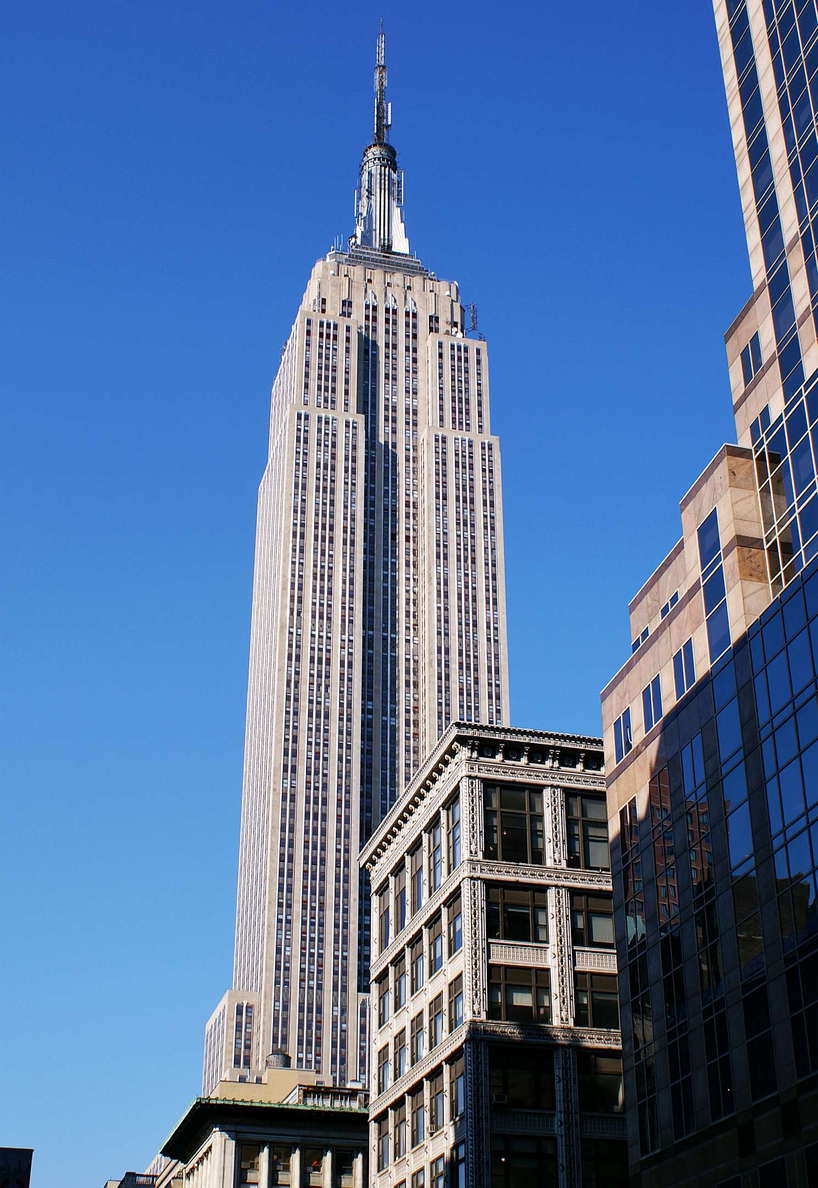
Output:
[599, 1, 818, 1183]
[203, 29, 510, 1091]
[360, 723, 627, 1188]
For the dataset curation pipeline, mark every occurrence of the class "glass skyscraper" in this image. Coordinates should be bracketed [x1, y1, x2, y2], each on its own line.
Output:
[601, 2, 818, 1184]
[202, 34, 510, 1092]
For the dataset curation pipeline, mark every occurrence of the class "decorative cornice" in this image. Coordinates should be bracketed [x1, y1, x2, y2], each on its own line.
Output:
[360, 723, 603, 869]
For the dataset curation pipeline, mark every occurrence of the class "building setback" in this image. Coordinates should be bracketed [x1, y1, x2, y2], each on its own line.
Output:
[204, 32, 510, 1090]
[360, 723, 628, 1188]
[600, 1, 818, 1184]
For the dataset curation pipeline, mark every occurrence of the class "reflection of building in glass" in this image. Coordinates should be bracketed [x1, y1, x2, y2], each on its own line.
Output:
[601, 3, 818, 1181]
[360, 724, 628, 1188]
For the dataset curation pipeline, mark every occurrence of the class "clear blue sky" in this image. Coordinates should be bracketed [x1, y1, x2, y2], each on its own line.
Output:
[2, 2, 746, 1184]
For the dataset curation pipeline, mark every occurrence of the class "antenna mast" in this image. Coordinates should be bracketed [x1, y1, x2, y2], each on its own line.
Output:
[374, 24, 391, 144]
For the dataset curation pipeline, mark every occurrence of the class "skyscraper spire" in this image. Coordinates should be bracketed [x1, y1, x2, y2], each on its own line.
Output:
[373, 23, 390, 144]
[351, 26, 409, 255]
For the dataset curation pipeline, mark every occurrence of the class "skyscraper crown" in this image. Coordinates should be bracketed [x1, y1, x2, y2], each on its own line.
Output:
[351, 28, 410, 255]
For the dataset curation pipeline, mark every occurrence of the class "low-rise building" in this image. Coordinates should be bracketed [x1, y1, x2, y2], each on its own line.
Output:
[125, 1060, 368, 1188]
[359, 722, 628, 1188]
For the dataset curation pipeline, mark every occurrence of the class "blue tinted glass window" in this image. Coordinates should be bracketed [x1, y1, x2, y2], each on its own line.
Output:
[768, 778, 784, 834]
[727, 803, 753, 871]
[763, 611, 786, 658]
[788, 629, 814, 690]
[742, 345, 753, 385]
[733, 24, 756, 76]
[779, 758, 806, 824]
[767, 650, 793, 715]
[803, 738, 818, 805]
[704, 568, 727, 615]
[773, 288, 797, 340]
[783, 587, 807, 638]
[717, 699, 743, 765]
[775, 716, 799, 767]
[787, 399, 808, 444]
[751, 331, 763, 372]
[698, 510, 721, 571]
[797, 695, 818, 747]
[791, 435, 815, 495]
[708, 601, 732, 662]
[614, 708, 632, 765]
[642, 676, 663, 733]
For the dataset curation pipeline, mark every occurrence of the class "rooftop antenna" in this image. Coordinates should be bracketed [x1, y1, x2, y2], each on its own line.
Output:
[374, 21, 391, 145]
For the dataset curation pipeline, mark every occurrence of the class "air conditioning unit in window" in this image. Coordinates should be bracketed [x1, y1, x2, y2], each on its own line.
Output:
[491, 1093, 508, 1105]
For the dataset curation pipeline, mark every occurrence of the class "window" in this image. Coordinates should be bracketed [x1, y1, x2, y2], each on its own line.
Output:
[377, 1044, 391, 1093]
[699, 509, 731, 662]
[452, 1142, 466, 1188]
[485, 785, 544, 864]
[411, 1011, 425, 1064]
[449, 974, 464, 1030]
[269, 1147, 291, 1186]
[394, 1028, 407, 1079]
[430, 1155, 445, 1188]
[447, 891, 463, 955]
[674, 638, 696, 699]
[570, 893, 614, 948]
[377, 974, 390, 1027]
[394, 954, 407, 1009]
[448, 796, 462, 868]
[490, 1043, 555, 1109]
[395, 867, 407, 932]
[660, 591, 679, 618]
[450, 1053, 466, 1117]
[340, 297, 352, 317]
[642, 674, 663, 732]
[410, 844, 424, 912]
[614, 708, 632, 764]
[394, 1100, 407, 1159]
[491, 1137, 556, 1187]
[487, 883, 548, 942]
[239, 1145, 262, 1186]
[488, 965, 551, 1022]
[577, 1052, 623, 1113]
[428, 914, 443, 974]
[411, 1174, 425, 1188]
[429, 1070, 445, 1133]
[566, 795, 610, 870]
[430, 993, 445, 1048]
[376, 1116, 389, 1171]
[378, 884, 391, 951]
[575, 973, 620, 1029]
[429, 821, 443, 892]
[410, 1087, 425, 1146]
[410, 934, 425, 994]
[631, 625, 649, 653]
[740, 330, 763, 385]
[302, 1149, 324, 1187]
[698, 508, 721, 572]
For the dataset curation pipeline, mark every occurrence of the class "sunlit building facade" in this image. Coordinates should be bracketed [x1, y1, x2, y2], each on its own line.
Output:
[361, 723, 627, 1188]
[600, 1, 818, 1183]
[203, 33, 510, 1090]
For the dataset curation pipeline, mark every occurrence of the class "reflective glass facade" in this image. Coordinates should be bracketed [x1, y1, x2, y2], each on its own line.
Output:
[613, 557, 818, 1184]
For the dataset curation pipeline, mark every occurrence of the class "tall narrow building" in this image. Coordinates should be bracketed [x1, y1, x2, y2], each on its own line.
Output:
[601, 1, 818, 1184]
[204, 33, 510, 1092]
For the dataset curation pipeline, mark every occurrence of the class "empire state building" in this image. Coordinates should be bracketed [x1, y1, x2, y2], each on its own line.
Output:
[203, 33, 510, 1090]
